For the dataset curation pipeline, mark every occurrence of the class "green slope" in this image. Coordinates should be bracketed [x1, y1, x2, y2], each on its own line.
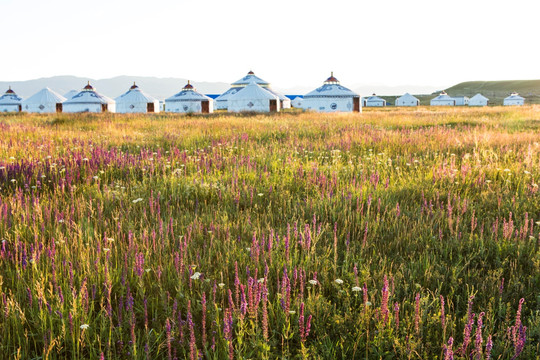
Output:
[444, 80, 540, 105]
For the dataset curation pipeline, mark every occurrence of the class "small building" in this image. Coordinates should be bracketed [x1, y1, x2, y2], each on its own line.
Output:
[430, 91, 455, 106]
[302, 73, 361, 112]
[63, 82, 115, 113]
[63, 90, 79, 100]
[23, 87, 66, 113]
[363, 94, 386, 107]
[395, 93, 419, 107]
[165, 81, 213, 113]
[215, 71, 289, 110]
[468, 94, 489, 107]
[503, 92, 524, 106]
[0, 87, 23, 112]
[452, 96, 469, 106]
[228, 81, 280, 112]
[115, 83, 160, 113]
[291, 96, 304, 108]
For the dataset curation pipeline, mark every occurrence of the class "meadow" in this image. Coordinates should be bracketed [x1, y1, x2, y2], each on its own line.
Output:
[0, 107, 539, 359]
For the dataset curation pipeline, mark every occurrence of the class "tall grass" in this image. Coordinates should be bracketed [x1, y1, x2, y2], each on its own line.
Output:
[0, 107, 539, 359]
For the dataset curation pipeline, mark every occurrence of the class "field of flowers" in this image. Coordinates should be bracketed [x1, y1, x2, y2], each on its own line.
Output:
[0, 107, 539, 359]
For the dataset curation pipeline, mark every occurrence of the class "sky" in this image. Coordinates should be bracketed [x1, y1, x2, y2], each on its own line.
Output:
[1, 0, 539, 91]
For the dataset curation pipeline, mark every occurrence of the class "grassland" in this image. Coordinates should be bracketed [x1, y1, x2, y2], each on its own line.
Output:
[0, 107, 539, 359]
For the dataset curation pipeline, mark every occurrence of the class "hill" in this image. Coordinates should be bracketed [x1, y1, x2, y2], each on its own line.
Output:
[0, 76, 230, 100]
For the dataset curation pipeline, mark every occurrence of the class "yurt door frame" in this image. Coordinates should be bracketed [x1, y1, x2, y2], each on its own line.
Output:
[147, 103, 155, 113]
[353, 97, 360, 112]
[269, 100, 277, 112]
[56, 103, 63, 113]
[101, 104, 107, 112]
[201, 101, 209, 114]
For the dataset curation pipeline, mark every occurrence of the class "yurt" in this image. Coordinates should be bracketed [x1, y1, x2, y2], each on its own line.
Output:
[363, 94, 386, 107]
[228, 81, 280, 112]
[468, 94, 489, 107]
[0, 87, 23, 112]
[452, 96, 469, 106]
[503, 92, 524, 106]
[115, 83, 160, 113]
[23, 88, 66, 113]
[215, 71, 288, 110]
[63, 82, 115, 113]
[395, 93, 419, 107]
[430, 91, 455, 106]
[292, 96, 304, 108]
[63, 90, 79, 100]
[165, 81, 214, 114]
[302, 73, 361, 112]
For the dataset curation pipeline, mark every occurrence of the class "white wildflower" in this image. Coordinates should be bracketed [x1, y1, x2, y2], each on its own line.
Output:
[334, 279, 344, 285]
[190, 272, 201, 280]
[352, 286, 362, 292]
[218, 283, 226, 288]
[258, 278, 265, 284]
[308, 280, 318, 286]
[80, 324, 89, 330]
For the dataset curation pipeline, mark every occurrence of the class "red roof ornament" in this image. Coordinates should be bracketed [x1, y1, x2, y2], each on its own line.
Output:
[183, 80, 194, 90]
[324, 72, 339, 84]
[83, 81, 94, 90]
[247, 70, 255, 75]
[130, 82, 138, 90]
[5, 86, 15, 94]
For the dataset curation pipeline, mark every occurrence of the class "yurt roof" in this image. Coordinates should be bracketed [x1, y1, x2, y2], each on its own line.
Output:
[505, 92, 524, 100]
[264, 87, 290, 101]
[23, 88, 66, 105]
[397, 93, 419, 100]
[0, 87, 23, 105]
[166, 81, 212, 102]
[63, 82, 114, 105]
[231, 71, 270, 87]
[229, 81, 278, 101]
[63, 90, 79, 100]
[432, 92, 454, 101]
[215, 87, 243, 101]
[115, 83, 159, 103]
[365, 95, 385, 102]
[303, 74, 358, 98]
[470, 93, 489, 101]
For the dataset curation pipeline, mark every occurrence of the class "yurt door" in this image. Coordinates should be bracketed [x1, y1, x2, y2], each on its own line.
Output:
[269, 100, 277, 112]
[147, 103, 155, 113]
[18, 105, 22, 112]
[101, 104, 107, 112]
[201, 101, 209, 114]
[56, 103, 63, 113]
[353, 97, 360, 112]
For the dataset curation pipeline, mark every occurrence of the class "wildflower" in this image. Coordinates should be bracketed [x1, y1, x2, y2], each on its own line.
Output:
[83, 158, 89, 161]
[257, 278, 265, 283]
[352, 286, 362, 292]
[190, 272, 201, 280]
[93, 176, 99, 180]
[145, 268, 151, 273]
[503, 168, 511, 172]
[288, 311, 296, 315]
[308, 279, 317, 286]
[10, 179, 16, 183]
[80, 324, 90, 330]
[106, 238, 115, 242]
[334, 279, 344, 284]
[103, 248, 110, 252]
[132, 198, 143, 203]
[257, 193, 264, 197]
[218, 283, 225, 288]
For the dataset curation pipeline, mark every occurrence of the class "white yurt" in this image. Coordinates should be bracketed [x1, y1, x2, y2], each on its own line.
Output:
[63, 90, 79, 101]
[63, 82, 115, 113]
[228, 81, 280, 112]
[115, 83, 160, 113]
[395, 93, 419, 107]
[23, 88, 66, 113]
[302, 73, 361, 112]
[452, 96, 469, 106]
[264, 88, 291, 109]
[215, 71, 288, 110]
[503, 92, 524, 106]
[430, 91, 455, 106]
[292, 96, 304, 108]
[165, 81, 214, 114]
[468, 94, 489, 107]
[363, 94, 386, 107]
[0, 87, 23, 112]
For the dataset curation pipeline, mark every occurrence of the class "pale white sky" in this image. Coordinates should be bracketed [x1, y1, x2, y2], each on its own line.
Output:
[1, 0, 539, 90]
